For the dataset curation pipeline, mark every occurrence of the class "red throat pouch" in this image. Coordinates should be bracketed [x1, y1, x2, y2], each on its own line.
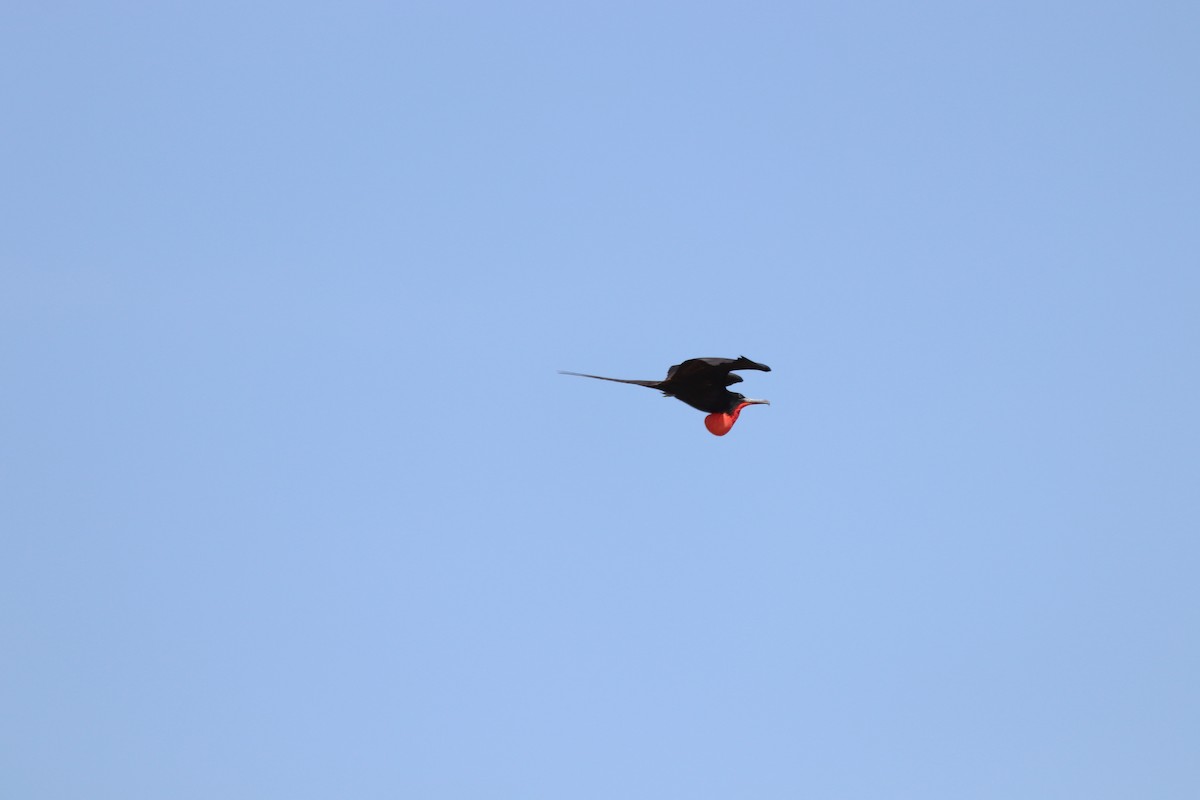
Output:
[704, 412, 736, 436]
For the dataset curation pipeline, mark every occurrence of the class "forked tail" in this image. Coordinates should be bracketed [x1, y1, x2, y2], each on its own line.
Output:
[558, 371, 661, 389]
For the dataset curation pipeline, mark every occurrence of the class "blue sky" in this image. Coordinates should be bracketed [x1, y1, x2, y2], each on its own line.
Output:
[3, 2, 1198, 797]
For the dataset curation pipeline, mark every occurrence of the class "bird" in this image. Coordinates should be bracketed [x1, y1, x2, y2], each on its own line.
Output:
[560, 356, 771, 436]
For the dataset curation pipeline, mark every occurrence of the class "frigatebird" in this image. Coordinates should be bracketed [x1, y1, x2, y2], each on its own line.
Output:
[560, 356, 771, 436]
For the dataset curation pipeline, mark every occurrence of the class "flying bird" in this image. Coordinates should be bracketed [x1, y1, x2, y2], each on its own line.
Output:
[560, 355, 771, 436]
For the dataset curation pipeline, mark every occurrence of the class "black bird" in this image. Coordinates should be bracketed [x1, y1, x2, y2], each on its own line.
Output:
[560, 356, 771, 436]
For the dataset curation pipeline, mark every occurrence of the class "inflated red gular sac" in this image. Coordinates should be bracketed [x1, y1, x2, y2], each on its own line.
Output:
[703, 399, 771, 436]
[560, 355, 771, 436]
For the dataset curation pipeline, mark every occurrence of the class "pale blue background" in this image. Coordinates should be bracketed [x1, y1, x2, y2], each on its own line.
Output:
[3, 2, 1198, 798]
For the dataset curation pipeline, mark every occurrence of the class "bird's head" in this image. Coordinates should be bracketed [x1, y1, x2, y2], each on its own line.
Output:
[703, 398, 770, 436]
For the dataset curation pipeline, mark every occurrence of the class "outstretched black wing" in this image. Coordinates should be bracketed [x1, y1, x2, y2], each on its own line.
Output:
[663, 356, 770, 384]
[658, 356, 771, 413]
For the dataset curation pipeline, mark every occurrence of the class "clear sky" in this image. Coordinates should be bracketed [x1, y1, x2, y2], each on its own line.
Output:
[3, 2, 1198, 798]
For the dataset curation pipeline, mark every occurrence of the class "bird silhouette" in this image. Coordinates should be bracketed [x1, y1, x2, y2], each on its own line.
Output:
[560, 356, 771, 436]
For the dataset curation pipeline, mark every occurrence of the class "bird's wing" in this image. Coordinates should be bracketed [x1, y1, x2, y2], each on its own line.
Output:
[664, 356, 770, 382]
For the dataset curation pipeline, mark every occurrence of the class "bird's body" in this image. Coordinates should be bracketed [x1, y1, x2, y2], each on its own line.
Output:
[560, 356, 771, 436]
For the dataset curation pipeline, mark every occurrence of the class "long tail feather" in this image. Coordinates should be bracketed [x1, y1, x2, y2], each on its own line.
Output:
[558, 371, 661, 389]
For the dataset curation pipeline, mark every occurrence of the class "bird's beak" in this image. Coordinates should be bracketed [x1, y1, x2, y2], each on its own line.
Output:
[743, 398, 771, 405]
